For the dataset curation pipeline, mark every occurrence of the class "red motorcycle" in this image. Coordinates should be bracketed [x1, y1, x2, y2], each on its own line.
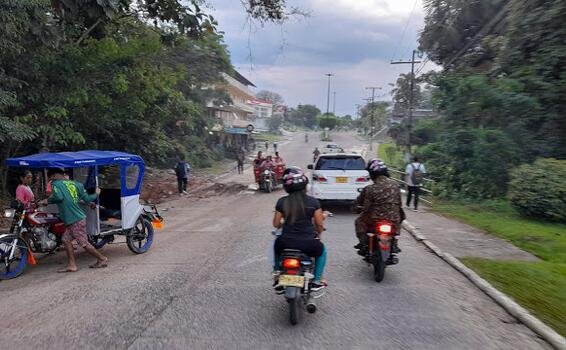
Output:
[1, 201, 65, 279]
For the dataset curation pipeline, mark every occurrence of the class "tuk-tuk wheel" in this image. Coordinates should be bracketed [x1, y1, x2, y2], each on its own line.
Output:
[126, 217, 154, 254]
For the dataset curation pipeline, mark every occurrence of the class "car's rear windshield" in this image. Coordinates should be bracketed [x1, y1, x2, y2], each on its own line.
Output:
[315, 156, 365, 170]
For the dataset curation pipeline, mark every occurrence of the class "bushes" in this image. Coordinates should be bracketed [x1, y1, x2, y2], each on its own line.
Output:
[509, 159, 566, 223]
[418, 128, 520, 199]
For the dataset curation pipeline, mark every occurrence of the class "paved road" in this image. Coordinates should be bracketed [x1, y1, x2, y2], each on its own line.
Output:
[0, 132, 550, 349]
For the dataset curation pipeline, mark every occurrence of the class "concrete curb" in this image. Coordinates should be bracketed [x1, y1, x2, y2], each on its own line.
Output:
[402, 221, 566, 350]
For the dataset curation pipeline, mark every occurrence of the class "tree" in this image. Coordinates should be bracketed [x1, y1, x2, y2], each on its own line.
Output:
[288, 104, 320, 129]
[256, 90, 284, 106]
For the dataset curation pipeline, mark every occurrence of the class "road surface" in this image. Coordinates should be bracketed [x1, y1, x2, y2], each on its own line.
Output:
[0, 132, 550, 349]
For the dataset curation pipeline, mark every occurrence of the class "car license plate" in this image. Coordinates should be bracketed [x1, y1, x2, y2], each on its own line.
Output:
[336, 177, 348, 183]
[278, 274, 305, 287]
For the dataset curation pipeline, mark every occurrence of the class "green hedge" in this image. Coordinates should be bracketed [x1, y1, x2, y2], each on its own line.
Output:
[509, 159, 566, 223]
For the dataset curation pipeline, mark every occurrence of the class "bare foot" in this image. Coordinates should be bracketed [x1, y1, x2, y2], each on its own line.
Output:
[89, 258, 108, 268]
[57, 267, 78, 273]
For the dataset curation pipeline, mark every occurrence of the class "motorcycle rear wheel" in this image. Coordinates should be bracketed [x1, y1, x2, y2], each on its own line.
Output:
[372, 251, 385, 283]
[0, 237, 28, 280]
[288, 297, 300, 325]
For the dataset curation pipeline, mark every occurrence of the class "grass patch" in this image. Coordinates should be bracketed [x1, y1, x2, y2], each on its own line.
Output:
[434, 200, 566, 263]
[377, 143, 406, 169]
[461, 258, 566, 337]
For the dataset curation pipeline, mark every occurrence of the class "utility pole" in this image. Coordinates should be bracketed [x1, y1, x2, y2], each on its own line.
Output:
[332, 91, 336, 115]
[365, 86, 382, 151]
[391, 50, 421, 159]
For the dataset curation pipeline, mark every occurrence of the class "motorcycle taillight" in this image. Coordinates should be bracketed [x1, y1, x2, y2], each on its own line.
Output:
[376, 221, 394, 235]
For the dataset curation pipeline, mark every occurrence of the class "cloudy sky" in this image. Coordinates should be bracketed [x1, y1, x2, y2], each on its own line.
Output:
[209, 0, 433, 117]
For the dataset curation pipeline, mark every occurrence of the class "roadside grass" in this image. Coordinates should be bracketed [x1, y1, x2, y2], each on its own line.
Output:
[433, 200, 566, 263]
[435, 199, 566, 336]
[195, 159, 236, 176]
[377, 143, 406, 170]
[460, 257, 566, 337]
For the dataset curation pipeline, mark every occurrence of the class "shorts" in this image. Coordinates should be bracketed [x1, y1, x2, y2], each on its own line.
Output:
[63, 219, 91, 248]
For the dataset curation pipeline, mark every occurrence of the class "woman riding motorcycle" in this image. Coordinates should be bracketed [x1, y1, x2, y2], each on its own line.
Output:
[272, 167, 327, 290]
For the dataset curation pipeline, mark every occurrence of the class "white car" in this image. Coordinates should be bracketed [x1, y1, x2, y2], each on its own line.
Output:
[322, 143, 343, 154]
[308, 153, 370, 201]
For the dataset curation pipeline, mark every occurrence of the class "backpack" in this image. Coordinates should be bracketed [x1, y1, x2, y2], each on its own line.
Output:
[411, 163, 424, 186]
[175, 162, 187, 178]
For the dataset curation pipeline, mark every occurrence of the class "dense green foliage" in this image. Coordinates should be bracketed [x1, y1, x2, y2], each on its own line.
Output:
[287, 104, 320, 129]
[509, 159, 566, 223]
[0, 1, 295, 194]
[411, 0, 566, 199]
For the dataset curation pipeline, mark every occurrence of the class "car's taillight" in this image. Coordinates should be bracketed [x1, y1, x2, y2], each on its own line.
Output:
[282, 258, 300, 269]
[356, 177, 369, 182]
[376, 221, 394, 235]
[313, 175, 328, 183]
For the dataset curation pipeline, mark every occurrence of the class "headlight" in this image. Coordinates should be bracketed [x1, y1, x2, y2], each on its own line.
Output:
[263, 170, 270, 175]
[4, 209, 16, 218]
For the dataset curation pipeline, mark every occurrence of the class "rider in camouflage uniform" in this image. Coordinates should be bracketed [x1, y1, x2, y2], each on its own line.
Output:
[354, 159, 404, 252]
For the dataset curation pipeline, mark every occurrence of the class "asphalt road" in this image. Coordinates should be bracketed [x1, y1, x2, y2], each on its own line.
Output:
[0, 132, 550, 350]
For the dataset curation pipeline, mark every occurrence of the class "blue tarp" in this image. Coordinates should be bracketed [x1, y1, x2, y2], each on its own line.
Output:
[5, 150, 144, 168]
[224, 127, 249, 135]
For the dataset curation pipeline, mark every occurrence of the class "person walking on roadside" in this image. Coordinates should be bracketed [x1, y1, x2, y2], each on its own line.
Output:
[265, 141, 269, 151]
[38, 168, 108, 272]
[237, 151, 245, 174]
[175, 155, 191, 195]
[405, 156, 426, 211]
[273, 142, 278, 153]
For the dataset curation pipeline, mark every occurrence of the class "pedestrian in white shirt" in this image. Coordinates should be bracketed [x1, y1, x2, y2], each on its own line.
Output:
[405, 157, 426, 211]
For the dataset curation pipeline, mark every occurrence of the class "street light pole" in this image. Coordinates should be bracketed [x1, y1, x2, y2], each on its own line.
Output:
[325, 73, 333, 119]
[332, 91, 336, 115]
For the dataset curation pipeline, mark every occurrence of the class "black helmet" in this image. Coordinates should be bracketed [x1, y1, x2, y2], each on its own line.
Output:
[282, 166, 309, 193]
[366, 159, 388, 178]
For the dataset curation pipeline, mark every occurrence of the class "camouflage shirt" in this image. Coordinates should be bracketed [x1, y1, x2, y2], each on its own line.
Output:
[354, 176, 404, 224]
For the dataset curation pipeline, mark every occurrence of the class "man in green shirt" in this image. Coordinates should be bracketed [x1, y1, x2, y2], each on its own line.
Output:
[39, 168, 108, 272]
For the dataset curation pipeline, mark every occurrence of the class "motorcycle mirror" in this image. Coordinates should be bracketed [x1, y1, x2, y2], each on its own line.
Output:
[307, 164, 313, 170]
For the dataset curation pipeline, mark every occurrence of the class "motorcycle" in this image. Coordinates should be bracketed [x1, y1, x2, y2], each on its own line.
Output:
[360, 220, 399, 282]
[275, 248, 323, 325]
[259, 168, 276, 193]
[1, 201, 65, 279]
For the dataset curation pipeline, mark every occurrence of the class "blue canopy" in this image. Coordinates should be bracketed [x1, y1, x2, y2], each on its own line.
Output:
[5, 150, 144, 168]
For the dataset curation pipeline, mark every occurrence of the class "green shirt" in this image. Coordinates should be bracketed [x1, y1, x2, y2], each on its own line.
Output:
[48, 180, 98, 225]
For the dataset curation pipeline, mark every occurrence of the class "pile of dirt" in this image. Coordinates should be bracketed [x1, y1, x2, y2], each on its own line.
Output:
[190, 183, 249, 199]
[140, 168, 245, 204]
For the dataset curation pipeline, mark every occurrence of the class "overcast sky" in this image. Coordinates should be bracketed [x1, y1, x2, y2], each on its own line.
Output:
[209, 0, 433, 117]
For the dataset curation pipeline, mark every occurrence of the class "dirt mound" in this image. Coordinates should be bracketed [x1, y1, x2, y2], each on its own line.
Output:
[191, 183, 249, 199]
[140, 168, 246, 204]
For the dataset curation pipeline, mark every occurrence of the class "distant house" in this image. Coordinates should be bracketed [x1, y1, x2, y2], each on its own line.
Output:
[206, 71, 257, 154]
[390, 108, 436, 125]
[248, 98, 273, 131]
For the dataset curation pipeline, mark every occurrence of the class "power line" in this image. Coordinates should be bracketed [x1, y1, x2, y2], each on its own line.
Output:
[391, 0, 419, 61]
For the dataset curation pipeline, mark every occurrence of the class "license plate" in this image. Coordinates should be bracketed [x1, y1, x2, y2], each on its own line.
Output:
[336, 177, 348, 183]
[278, 274, 305, 287]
